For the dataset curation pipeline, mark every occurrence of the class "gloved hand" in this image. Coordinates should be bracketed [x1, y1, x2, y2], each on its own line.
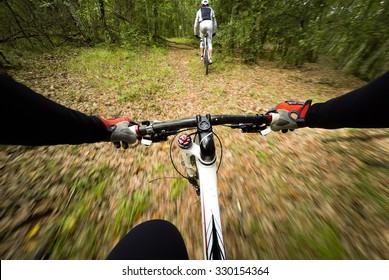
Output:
[195, 34, 200, 39]
[98, 117, 138, 149]
[212, 33, 216, 37]
[266, 100, 312, 133]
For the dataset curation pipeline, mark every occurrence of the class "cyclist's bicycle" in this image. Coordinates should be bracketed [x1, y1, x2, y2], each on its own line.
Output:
[203, 34, 210, 75]
[129, 113, 273, 260]
[197, 34, 211, 75]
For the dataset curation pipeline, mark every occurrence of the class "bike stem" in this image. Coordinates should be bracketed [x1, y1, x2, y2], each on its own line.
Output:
[196, 114, 216, 165]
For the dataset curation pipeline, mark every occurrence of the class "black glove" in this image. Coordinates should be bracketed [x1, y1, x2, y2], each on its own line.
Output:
[98, 117, 138, 149]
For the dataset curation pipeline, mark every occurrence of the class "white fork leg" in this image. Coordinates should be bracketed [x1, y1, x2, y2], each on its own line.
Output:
[197, 160, 226, 260]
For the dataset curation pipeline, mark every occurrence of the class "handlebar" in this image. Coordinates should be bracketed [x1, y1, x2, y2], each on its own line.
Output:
[132, 114, 272, 143]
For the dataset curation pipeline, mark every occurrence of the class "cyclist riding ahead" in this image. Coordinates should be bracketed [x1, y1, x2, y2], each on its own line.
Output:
[194, 0, 217, 64]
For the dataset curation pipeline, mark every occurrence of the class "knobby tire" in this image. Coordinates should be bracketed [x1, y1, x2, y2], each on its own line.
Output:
[204, 38, 209, 75]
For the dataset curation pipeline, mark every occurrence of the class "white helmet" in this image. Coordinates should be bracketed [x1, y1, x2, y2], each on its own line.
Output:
[201, 0, 209, 5]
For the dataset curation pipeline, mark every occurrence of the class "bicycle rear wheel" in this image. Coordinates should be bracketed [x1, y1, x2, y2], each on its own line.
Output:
[204, 40, 209, 75]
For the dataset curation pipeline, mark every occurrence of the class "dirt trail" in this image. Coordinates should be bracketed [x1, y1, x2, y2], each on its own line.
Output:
[0, 46, 388, 260]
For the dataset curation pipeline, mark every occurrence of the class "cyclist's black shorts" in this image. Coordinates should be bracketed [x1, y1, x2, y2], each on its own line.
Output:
[106, 219, 189, 260]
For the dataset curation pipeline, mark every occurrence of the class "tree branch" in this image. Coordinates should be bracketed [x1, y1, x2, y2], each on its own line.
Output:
[0, 50, 13, 66]
[3, 0, 33, 44]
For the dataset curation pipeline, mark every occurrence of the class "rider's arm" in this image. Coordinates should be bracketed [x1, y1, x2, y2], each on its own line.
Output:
[0, 73, 136, 147]
[212, 9, 217, 31]
[306, 71, 389, 129]
[194, 10, 200, 35]
[268, 71, 389, 131]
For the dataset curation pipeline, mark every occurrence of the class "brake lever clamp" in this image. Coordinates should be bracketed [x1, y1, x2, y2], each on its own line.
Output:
[259, 127, 271, 136]
[142, 134, 169, 143]
[141, 130, 178, 146]
[240, 124, 268, 133]
[141, 138, 153, 146]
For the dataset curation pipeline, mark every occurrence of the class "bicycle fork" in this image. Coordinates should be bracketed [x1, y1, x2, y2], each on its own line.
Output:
[178, 135, 201, 195]
[177, 132, 226, 259]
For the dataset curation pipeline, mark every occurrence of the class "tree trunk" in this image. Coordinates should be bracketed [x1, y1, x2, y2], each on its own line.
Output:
[98, 0, 110, 42]
[63, 0, 92, 43]
[153, 2, 159, 38]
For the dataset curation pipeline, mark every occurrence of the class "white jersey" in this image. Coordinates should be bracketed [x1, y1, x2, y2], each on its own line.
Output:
[194, 6, 217, 35]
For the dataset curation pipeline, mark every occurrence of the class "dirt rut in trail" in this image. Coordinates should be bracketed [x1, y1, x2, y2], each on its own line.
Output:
[0, 46, 388, 260]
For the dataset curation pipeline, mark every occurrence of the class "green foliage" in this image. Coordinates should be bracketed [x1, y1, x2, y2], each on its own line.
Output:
[286, 219, 345, 259]
[1, 0, 387, 79]
[170, 178, 187, 201]
[113, 189, 150, 236]
[67, 163, 114, 196]
[214, 0, 389, 78]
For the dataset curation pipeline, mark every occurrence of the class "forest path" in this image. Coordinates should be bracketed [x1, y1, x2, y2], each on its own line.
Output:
[1, 45, 388, 260]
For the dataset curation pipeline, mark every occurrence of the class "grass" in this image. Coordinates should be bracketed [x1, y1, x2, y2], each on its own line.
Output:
[113, 189, 150, 236]
[66, 46, 175, 103]
[286, 219, 345, 259]
[47, 164, 151, 258]
[170, 178, 188, 201]
[354, 177, 389, 215]
[166, 37, 196, 45]
[45, 163, 116, 258]
[255, 150, 271, 164]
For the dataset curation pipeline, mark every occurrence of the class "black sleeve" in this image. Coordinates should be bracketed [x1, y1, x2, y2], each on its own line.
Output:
[305, 71, 389, 129]
[0, 74, 110, 146]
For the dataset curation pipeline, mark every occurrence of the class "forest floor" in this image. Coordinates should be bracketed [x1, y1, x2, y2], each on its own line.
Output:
[1, 41, 388, 260]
